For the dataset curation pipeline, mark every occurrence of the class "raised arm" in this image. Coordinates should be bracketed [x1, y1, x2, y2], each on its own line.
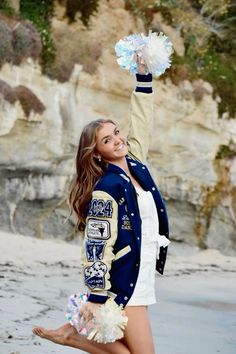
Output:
[127, 73, 154, 164]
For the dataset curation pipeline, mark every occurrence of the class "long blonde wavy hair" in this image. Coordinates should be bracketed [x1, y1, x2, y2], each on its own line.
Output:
[69, 118, 116, 231]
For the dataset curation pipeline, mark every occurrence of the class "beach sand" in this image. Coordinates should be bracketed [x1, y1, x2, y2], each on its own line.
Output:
[0, 231, 236, 354]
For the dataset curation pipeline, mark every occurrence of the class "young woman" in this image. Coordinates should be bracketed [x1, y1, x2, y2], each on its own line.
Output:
[33, 68, 170, 354]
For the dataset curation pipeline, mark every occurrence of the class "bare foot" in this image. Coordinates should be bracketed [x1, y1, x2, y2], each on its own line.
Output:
[32, 323, 76, 345]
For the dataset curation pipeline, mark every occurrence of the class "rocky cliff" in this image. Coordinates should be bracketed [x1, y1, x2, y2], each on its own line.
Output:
[0, 0, 235, 254]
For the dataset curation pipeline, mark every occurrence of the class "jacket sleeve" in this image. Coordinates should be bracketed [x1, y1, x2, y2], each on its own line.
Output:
[127, 73, 154, 164]
[81, 190, 118, 304]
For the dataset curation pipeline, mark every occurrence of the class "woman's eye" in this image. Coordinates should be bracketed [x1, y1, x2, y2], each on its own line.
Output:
[115, 129, 120, 135]
[104, 139, 110, 144]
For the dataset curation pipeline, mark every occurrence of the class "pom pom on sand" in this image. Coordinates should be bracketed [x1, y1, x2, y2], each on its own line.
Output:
[115, 31, 173, 77]
[65, 293, 128, 344]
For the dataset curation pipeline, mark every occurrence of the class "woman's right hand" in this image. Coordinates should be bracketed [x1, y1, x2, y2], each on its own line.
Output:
[137, 55, 148, 75]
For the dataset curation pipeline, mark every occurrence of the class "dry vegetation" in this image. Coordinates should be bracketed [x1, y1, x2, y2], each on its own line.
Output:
[49, 30, 102, 82]
[0, 79, 45, 117]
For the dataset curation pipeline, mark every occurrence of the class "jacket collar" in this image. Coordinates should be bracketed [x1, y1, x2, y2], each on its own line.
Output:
[106, 156, 138, 182]
[108, 156, 149, 193]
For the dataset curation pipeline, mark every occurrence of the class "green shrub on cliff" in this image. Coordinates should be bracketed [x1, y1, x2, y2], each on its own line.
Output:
[0, 0, 101, 78]
[19, 0, 56, 74]
[126, 0, 236, 117]
[0, 0, 15, 16]
[0, 20, 13, 66]
[0, 0, 235, 117]
[216, 143, 236, 159]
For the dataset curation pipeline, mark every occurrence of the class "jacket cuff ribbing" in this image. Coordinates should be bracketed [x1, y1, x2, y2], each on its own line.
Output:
[135, 73, 153, 94]
[87, 292, 108, 304]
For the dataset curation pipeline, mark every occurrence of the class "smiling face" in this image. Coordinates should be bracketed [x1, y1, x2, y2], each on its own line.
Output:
[95, 122, 128, 163]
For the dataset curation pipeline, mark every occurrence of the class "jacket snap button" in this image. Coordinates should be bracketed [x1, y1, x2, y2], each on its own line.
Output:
[152, 187, 156, 191]
[160, 208, 164, 212]
[125, 189, 127, 192]
[131, 213, 134, 216]
[137, 237, 140, 240]
[142, 166, 145, 169]
[124, 296, 128, 300]
[130, 283, 134, 287]
[136, 263, 139, 267]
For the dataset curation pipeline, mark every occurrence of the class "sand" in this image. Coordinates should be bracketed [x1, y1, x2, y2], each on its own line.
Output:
[0, 231, 236, 354]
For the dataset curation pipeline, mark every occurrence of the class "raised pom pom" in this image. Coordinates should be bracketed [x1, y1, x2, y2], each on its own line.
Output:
[143, 32, 173, 76]
[115, 33, 145, 75]
[115, 31, 173, 77]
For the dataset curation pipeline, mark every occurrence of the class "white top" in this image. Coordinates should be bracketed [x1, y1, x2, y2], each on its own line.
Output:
[127, 187, 159, 306]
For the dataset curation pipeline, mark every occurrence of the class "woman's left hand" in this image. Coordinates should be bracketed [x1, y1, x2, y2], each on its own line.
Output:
[80, 301, 100, 322]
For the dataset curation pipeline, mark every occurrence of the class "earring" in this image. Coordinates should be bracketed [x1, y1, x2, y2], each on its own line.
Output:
[98, 157, 101, 162]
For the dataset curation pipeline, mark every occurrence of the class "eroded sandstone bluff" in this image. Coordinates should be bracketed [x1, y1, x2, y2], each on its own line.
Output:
[0, 0, 236, 254]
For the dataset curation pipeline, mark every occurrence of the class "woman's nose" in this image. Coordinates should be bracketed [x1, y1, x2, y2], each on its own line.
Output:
[114, 136, 121, 144]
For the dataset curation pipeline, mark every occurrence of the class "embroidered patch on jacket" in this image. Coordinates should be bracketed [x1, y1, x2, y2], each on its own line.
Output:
[87, 218, 111, 240]
[85, 239, 106, 262]
[88, 199, 113, 218]
[121, 214, 132, 230]
[118, 197, 125, 206]
[84, 261, 107, 289]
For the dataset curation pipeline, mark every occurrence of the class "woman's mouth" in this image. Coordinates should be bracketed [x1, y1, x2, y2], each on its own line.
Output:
[115, 143, 125, 151]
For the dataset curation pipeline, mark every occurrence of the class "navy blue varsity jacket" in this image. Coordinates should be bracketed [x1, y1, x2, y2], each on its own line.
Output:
[81, 74, 169, 308]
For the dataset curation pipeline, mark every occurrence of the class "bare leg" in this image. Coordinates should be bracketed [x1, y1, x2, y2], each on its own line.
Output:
[32, 306, 155, 354]
[64, 332, 130, 354]
[123, 306, 155, 354]
[33, 323, 130, 354]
